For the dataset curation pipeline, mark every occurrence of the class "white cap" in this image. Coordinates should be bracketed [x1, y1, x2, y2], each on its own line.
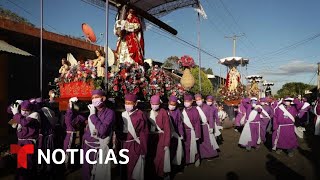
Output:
[250, 97, 258, 101]
[284, 97, 294, 101]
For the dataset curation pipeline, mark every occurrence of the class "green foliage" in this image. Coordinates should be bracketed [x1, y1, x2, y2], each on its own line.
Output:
[94, 77, 104, 90]
[206, 68, 213, 74]
[0, 7, 34, 27]
[277, 82, 316, 98]
[163, 56, 180, 69]
[273, 94, 280, 99]
[198, 66, 214, 75]
[190, 67, 214, 97]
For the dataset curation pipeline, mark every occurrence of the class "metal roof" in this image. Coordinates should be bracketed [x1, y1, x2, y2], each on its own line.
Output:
[0, 40, 32, 56]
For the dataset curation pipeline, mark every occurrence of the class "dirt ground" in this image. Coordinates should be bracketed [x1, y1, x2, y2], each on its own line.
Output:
[2, 126, 320, 180]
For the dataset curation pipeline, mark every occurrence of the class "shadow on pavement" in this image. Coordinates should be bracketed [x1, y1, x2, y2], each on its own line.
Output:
[297, 121, 320, 180]
[265, 154, 305, 180]
[226, 171, 239, 180]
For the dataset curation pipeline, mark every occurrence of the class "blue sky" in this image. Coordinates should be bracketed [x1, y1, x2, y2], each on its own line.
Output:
[1, 0, 319, 93]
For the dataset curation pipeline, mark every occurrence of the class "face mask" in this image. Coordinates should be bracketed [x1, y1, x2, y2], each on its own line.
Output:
[206, 102, 213, 106]
[151, 105, 160, 111]
[51, 93, 55, 98]
[21, 110, 30, 117]
[92, 98, 103, 107]
[196, 100, 203, 106]
[184, 102, 192, 108]
[168, 105, 176, 111]
[125, 105, 134, 112]
[285, 101, 291, 106]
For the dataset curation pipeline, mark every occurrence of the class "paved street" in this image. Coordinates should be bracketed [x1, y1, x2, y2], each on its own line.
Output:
[66, 127, 320, 180]
[2, 127, 319, 180]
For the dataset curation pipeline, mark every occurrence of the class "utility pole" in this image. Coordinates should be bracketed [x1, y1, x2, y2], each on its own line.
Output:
[40, 0, 43, 98]
[104, 0, 109, 93]
[197, 13, 202, 93]
[225, 33, 245, 57]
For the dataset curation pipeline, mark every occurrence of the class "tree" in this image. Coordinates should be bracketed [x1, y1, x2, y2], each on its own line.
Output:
[206, 68, 213, 74]
[198, 67, 213, 75]
[277, 82, 316, 98]
[190, 67, 214, 97]
[162, 56, 179, 69]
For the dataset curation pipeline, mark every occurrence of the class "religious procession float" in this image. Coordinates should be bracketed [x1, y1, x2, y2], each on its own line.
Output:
[246, 75, 263, 97]
[218, 57, 249, 106]
[263, 81, 274, 97]
[50, 2, 273, 110]
[50, 6, 203, 111]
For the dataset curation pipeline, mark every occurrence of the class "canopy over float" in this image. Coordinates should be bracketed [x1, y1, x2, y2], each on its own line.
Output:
[219, 56, 249, 67]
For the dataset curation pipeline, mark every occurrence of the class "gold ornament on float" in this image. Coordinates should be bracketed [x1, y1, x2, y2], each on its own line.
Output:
[180, 68, 195, 90]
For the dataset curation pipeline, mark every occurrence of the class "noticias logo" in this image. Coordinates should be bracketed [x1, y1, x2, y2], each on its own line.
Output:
[11, 144, 129, 168]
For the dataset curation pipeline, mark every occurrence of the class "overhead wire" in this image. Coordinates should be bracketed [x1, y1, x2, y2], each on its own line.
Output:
[216, 0, 261, 56]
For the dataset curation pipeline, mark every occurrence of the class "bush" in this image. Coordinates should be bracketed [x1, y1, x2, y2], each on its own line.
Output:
[190, 67, 214, 97]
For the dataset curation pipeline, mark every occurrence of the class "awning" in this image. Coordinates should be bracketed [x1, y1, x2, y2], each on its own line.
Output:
[104, 0, 202, 17]
[219, 56, 249, 67]
[0, 40, 33, 56]
[88, 0, 206, 35]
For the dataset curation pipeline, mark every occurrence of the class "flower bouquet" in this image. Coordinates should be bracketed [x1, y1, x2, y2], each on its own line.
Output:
[145, 65, 186, 101]
[107, 62, 148, 100]
[179, 55, 196, 90]
[218, 84, 246, 106]
[54, 60, 103, 98]
[178, 55, 195, 69]
[56, 60, 97, 83]
[107, 63, 186, 102]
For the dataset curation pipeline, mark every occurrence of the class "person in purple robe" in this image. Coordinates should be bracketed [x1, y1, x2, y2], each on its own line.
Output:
[167, 95, 185, 168]
[82, 90, 116, 180]
[271, 98, 283, 113]
[64, 97, 87, 170]
[195, 94, 219, 160]
[296, 97, 311, 126]
[182, 94, 201, 167]
[31, 97, 58, 175]
[116, 93, 149, 180]
[314, 98, 320, 136]
[11, 100, 40, 179]
[272, 97, 300, 157]
[146, 95, 171, 179]
[234, 98, 249, 131]
[206, 96, 223, 142]
[33, 98, 56, 149]
[259, 98, 273, 143]
[239, 97, 263, 151]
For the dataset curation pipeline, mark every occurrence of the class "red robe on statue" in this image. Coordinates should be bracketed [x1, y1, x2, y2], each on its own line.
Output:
[123, 15, 144, 65]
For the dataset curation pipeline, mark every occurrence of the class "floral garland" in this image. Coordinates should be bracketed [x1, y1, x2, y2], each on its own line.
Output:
[51, 60, 105, 97]
[55, 60, 97, 83]
[51, 59, 186, 101]
[218, 84, 246, 102]
[107, 63, 186, 101]
[145, 65, 186, 100]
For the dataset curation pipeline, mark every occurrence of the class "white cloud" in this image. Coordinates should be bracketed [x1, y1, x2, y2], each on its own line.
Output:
[261, 60, 317, 75]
